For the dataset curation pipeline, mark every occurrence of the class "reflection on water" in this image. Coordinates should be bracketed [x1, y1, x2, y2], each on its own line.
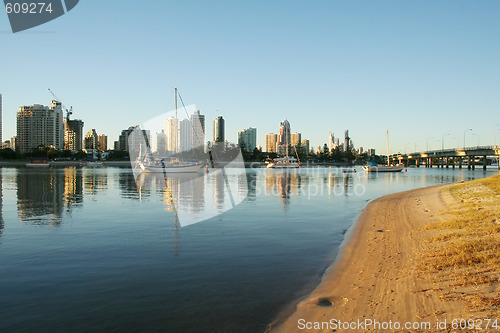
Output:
[6, 166, 498, 227]
[0, 169, 3, 238]
[0, 166, 498, 333]
[17, 169, 65, 225]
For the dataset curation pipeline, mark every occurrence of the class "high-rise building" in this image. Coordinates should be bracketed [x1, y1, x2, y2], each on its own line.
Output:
[118, 126, 149, 151]
[64, 117, 84, 151]
[329, 132, 334, 150]
[152, 131, 167, 154]
[265, 133, 277, 153]
[179, 118, 192, 152]
[344, 130, 350, 152]
[16, 100, 64, 153]
[98, 134, 108, 151]
[190, 110, 205, 150]
[278, 120, 291, 146]
[238, 127, 257, 152]
[367, 148, 376, 157]
[213, 116, 225, 143]
[164, 116, 178, 153]
[10, 136, 16, 150]
[334, 137, 340, 149]
[301, 139, 310, 154]
[84, 129, 98, 150]
[291, 132, 301, 146]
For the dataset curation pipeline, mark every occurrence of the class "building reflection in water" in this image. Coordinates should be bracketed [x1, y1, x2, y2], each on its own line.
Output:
[264, 170, 302, 209]
[136, 167, 248, 228]
[0, 169, 3, 238]
[83, 169, 107, 195]
[15, 167, 87, 225]
[17, 169, 65, 226]
[64, 167, 83, 209]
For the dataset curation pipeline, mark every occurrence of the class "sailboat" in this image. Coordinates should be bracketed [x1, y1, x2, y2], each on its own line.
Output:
[266, 131, 301, 169]
[363, 130, 404, 172]
[138, 88, 203, 174]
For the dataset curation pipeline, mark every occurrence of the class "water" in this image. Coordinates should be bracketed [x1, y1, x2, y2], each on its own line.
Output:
[0, 166, 497, 332]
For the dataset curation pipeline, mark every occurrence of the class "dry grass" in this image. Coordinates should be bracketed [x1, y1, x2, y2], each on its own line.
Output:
[418, 175, 500, 315]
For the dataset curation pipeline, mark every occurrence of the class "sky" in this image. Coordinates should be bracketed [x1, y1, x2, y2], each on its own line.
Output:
[1, 0, 499, 154]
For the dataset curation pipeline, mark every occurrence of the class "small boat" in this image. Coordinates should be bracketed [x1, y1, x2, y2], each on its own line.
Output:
[81, 160, 104, 167]
[138, 154, 202, 173]
[266, 156, 300, 169]
[363, 130, 404, 173]
[363, 162, 404, 172]
[26, 159, 50, 168]
[342, 168, 357, 173]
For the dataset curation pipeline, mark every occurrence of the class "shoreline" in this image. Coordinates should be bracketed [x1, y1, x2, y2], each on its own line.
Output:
[270, 183, 468, 332]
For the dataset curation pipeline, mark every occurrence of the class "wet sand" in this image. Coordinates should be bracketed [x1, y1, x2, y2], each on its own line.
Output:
[271, 184, 467, 332]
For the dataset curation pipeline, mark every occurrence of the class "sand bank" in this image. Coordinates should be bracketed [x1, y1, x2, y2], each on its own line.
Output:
[271, 184, 473, 332]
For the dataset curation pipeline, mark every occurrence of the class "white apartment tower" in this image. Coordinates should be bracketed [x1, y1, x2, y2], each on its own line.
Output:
[17, 100, 64, 153]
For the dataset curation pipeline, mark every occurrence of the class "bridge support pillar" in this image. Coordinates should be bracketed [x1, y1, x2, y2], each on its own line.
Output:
[483, 156, 487, 171]
[446, 157, 449, 168]
[452, 157, 455, 169]
[459, 157, 462, 169]
[415, 158, 419, 167]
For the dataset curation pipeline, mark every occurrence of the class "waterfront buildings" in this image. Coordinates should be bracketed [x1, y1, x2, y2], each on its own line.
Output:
[265, 133, 277, 153]
[16, 100, 64, 153]
[10, 136, 16, 150]
[213, 116, 225, 143]
[164, 116, 178, 153]
[97, 135, 108, 151]
[118, 126, 149, 151]
[329, 132, 334, 150]
[238, 127, 257, 152]
[291, 132, 301, 147]
[344, 130, 350, 152]
[84, 129, 98, 150]
[301, 139, 310, 154]
[64, 118, 84, 151]
[152, 131, 167, 154]
[179, 118, 192, 152]
[190, 110, 205, 150]
[278, 120, 291, 146]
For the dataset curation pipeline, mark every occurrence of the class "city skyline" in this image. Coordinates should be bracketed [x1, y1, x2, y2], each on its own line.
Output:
[1, 2, 499, 154]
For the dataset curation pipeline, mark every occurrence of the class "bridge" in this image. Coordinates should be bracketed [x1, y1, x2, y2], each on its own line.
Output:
[390, 146, 500, 170]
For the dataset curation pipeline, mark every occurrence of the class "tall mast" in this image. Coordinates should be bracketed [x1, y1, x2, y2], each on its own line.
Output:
[175, 88, 178, 153]
[386, 129, 390, 165]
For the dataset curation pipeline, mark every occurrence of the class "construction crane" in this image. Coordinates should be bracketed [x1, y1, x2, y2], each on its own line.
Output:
[48, 88, 72, 120]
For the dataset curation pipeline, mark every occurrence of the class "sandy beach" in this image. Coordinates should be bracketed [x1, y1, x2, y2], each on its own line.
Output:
[271, 179, 500, 332]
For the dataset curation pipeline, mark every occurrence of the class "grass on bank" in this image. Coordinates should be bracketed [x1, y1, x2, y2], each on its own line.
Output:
[418, 175, 500, 314]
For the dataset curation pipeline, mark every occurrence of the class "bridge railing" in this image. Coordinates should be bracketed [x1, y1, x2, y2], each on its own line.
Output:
[399, 145, 497, 157]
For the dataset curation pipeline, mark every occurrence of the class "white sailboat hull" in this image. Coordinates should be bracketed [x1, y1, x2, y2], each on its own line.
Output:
[363, 164, 404, 172]
[139, 162, 202, 173]
[266, 162, 300, 169]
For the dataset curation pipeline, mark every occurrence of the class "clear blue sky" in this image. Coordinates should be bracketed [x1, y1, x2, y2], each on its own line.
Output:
[1, 0, 499, 154]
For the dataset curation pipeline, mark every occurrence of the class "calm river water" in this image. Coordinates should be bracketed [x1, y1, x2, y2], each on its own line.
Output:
[0, 166, 497, 332]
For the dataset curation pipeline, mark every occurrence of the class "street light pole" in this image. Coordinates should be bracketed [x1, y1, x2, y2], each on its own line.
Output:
[463, 129, 472, 149]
